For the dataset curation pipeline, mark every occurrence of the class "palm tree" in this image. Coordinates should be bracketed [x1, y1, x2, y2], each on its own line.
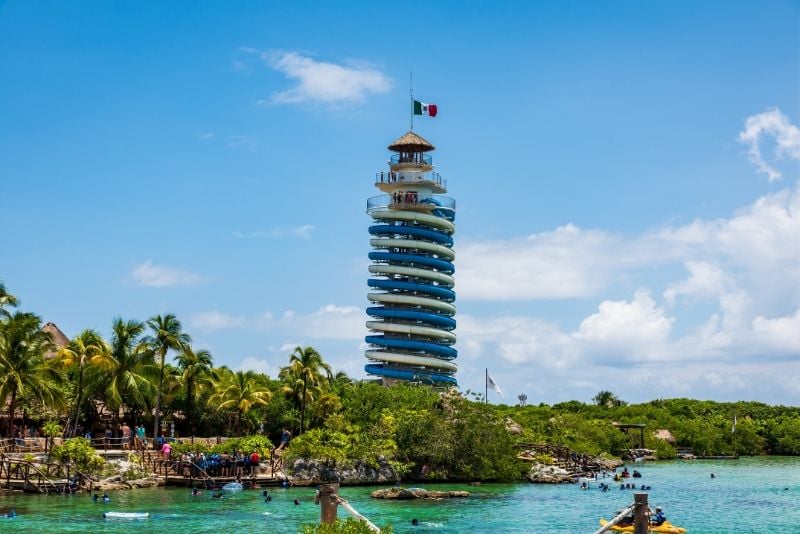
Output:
[593, 390, 625, 408]
[0, 281, 18, 318]
[106, 318, 157, 433]
[144, 314, 190, 447]
[208, 368, 272, 435]
[0, 312, 61, 437]
[57, 329, 112, 437]
[279, 346, 332, 434]
[175, 345, 214, 437]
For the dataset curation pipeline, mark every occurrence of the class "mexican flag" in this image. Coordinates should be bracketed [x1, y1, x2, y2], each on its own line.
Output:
[413, 100, 438, 117]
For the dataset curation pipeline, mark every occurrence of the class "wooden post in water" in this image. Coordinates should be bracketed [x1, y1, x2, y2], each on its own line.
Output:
[318, 483, 340, 525]
[633, 492, 649, 534]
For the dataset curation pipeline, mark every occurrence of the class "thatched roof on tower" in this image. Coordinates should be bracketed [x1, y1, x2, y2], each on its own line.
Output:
[41, 322, 69, 359]
[388, 131, 435, 152]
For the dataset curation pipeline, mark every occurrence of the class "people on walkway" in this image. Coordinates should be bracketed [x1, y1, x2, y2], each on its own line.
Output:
[121, 422, 131, 450]
[276, 428, 291, 451]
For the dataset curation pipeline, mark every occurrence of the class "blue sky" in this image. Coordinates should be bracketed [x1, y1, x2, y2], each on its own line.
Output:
[2, 1, 799, 404]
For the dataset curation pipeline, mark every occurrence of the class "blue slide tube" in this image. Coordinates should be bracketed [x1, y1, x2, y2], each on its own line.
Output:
[364, 364, 457, 385]
[366, 307, 456, 330]
[367, 279, 456, 301]
[368, 224, 453, 246]
[368, 252, 455, 274]
[364, 335, 458, 359]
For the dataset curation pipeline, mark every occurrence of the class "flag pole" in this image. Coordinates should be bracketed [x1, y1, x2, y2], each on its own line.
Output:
[410, 70, 414, 131]
[485, 368, 488, 404]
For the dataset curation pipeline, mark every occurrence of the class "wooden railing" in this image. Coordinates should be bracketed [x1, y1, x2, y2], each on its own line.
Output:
[0, 451, 91, 493]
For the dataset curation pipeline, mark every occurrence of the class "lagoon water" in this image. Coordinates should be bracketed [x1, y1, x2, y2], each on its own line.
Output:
[1, 457, 799, 533]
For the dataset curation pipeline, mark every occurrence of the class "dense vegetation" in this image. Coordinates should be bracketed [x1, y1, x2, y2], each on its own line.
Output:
[2, 281, 800, 483]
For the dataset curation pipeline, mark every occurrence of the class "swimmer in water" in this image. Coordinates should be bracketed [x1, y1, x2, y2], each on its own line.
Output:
[92, 493, 99, 502]
[102, 493, 111, 503]
[293, 499, 301, 505]
[191, 488, 201, 496]
[411, 518, 419, 526]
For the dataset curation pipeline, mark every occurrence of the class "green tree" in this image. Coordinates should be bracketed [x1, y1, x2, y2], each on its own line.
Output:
[175, 345, 214, 436]
[0, 281, 19, 318]
[593, 390, 625, 408]
[144, 314, 191, 447]
[0, 312, 61, 437]
[280, 346, 332, 435]
[57, 329, 112, 437]
[208, 368, 272, 435]
[42, 420, 63, 453]
[106, 318, 157, 432]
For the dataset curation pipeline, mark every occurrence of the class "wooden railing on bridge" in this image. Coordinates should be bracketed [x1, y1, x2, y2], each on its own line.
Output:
[138, 447, 286, 487]
[0, 452, 92, 494]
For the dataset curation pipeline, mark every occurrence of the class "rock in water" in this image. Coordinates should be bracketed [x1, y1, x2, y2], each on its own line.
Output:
[371, 487, 470, 500]
[527, 463, 573, 484]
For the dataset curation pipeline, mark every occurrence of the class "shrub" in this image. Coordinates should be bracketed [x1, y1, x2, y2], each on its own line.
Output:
[49, 438, 105, 474]
[302, 518, 393, 534]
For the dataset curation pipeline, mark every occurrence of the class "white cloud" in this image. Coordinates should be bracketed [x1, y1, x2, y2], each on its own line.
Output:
[189, 311, 248, 331]
[260, 50, 392, 106]
[231, 59, 252, 74]
[458, 224, 622, 300]
[738, 108, 800, 181]
[127, 260, 208, 287]
[227, 135, 257, 150]
[232, 224, 315, 240]
[576, 290, 673, 359]
[751, 309, 800, 354]
[663, 261, 733, 306]
[189, 304, 364, 341]
[238, 356, 274, 375]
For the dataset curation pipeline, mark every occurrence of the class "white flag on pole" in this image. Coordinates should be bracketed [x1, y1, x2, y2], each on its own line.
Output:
[487, 372, 503, 397]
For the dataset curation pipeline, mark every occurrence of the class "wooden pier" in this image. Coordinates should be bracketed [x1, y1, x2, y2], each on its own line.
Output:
[139, 449, 289, 489]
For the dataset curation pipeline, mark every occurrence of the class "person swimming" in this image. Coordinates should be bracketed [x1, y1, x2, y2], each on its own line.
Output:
[6, 509, 16, 519]
[102, 493, 111, 503]
[293, 499, 301, 505]
[411, 518, 419, 526]
[191, 488, 201, 496]
[92, 493, 99, 502]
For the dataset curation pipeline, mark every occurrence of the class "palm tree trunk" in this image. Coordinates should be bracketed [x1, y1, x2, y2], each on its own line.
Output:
[152, 351, 165, 450]
[187, 381, 195, 438]
[299, 381, 307, 435]
[72, 367, 85, 437]
[6, 389, 16, 438]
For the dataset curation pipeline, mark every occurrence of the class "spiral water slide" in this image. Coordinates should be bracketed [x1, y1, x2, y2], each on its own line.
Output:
[365, 207, 457, 385]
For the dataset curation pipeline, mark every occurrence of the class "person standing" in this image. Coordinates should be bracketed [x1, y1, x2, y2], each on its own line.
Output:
[121, 422, 131, 450]
[136, 424, 146, 449]
[276, 428, 291, 451]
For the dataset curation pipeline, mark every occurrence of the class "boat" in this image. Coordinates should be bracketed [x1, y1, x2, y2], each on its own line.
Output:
[598, 519, 686, 533]
[103, 512, 150, 520]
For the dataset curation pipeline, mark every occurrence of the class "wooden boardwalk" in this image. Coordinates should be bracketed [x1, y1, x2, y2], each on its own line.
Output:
[0, 452, 87, 493]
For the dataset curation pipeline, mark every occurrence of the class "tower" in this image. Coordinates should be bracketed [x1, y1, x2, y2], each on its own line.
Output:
[365, 131, 457, 386]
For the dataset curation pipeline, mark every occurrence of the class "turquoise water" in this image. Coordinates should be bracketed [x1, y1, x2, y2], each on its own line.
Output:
[0, 457, 799, 533]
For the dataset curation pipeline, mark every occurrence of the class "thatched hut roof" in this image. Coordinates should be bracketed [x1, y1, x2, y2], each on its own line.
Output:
[388, 131, 435, 152]
[41, 322, 69, 359]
